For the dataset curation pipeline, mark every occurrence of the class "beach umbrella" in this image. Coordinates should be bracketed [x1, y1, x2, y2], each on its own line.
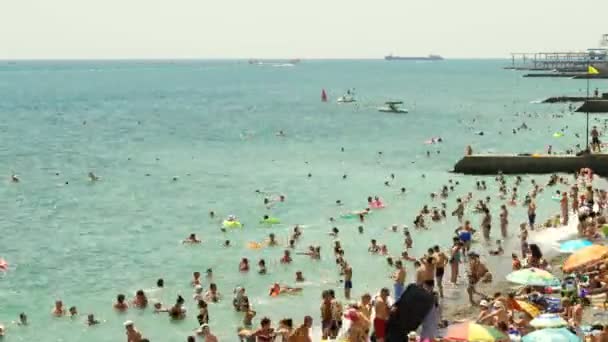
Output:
[506, 268, 560, 287]
[515, 300, 541, 318]
[530, 313, 568, 328]
[444, 321, 509, 341]
[522, 327, 581, 342]
[563, 244, 608, 273]
[559, 239, 593, 253]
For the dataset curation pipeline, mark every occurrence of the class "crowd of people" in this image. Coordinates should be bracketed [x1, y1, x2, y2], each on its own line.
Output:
[3, 160, 608, 342]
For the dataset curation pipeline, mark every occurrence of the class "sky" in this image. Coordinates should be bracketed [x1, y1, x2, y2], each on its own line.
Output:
[1, 0, 607, 59]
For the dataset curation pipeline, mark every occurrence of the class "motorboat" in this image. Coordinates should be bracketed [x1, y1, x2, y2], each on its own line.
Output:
[337, 89, 356, 103]
[337, 95, 356, 103]
[378, 101, 408, 113]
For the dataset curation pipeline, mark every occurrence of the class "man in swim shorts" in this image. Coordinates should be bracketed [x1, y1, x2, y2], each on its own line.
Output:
[421, 256, 436, 290]
[343, 261, 353, 300]
[320, 290, 334, 340]
[373, 288, 390, 342]
[392, 261, 406, 300]
[433, 245, 447, 298]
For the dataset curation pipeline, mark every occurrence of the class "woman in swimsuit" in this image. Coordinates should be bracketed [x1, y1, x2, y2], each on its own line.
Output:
[449, 238, 462, 284]
[250, 317, 275, 342]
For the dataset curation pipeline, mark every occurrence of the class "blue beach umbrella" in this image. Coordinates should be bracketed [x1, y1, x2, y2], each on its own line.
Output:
[560, 239, 593, 253]
[522, 328, 581, 342]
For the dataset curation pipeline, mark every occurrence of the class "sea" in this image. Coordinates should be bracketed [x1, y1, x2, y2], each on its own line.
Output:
[0, 59, 602, 341]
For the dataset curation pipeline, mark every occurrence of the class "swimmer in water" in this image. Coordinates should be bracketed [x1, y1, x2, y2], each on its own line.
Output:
[401, 251, 417, 262]
[10, 174, 19, 183]
[329, 227, 339, 237]
[209, 211, 215, 218]
[336, 200, 342, 206]
[15, 313, 27, 326]
[368, 239, 380, 253]
[88, 172, 99, 182]
[280, 250, 292, 264]
[258, 260, 267, 275]
[86, 314, 100, 326]
[191, 271, 202, 286]
[239, 258, 250, 272]
[68, 306, 78, 318]
[132, 290, 148, 309]
[113, 294, 128, 312]
[52, 300, 66, 316]
[295, 271, 305, 282]
[358, 226, 364, 234]
[153, 302, 168, 314]
[268, 233, 278, 246]
[183, 233, 201, 244]
[404, 231, 413, 249]
[379, 245, 388, 255]
[276, 130, 286, 137]
[269, 283, 302, 296]
[223, 240, 230, 247]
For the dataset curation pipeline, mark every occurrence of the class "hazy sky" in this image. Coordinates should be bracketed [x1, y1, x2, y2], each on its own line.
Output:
[1, 0, 607, 59]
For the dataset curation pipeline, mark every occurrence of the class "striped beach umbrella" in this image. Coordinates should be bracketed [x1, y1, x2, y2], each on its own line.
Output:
[444, 321, 509, 341]
[563, 245, 608, 273]
[530, 313, 568, 328]
[506, 268, 560, 287]
[522, 328, 580, 341]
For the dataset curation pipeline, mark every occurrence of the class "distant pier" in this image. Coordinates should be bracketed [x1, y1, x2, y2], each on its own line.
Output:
[453, 154, 608, 176]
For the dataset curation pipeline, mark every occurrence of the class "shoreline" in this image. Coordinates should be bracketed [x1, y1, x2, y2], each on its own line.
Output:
[442, 219, 578, 322]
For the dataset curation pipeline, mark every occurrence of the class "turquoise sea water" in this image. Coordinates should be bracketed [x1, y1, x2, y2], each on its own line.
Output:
[0, 60, 603, 341]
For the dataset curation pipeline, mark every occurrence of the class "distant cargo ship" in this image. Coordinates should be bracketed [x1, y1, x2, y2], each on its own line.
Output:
[384, 54, 444, 61]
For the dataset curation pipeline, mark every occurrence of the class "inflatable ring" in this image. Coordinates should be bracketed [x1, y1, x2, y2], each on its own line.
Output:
[223, 220, 242, 229]
[260, 217, 281, 225]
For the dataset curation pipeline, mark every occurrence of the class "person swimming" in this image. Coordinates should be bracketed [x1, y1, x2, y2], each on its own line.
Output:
[88, 172, 99, 182]
[183, 233, 201, 244]
[269, 283, 302, 297]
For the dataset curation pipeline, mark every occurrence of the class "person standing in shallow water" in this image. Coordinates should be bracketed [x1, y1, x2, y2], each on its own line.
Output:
[449, 238, 462, 285]
[527, 200, 537, 230]
[561, 191, 569, 225]
[499, 205, 509, 237]
[481, 208, 492, 241]
[392, 260, 406, 300]
[342, 261, 353, 300]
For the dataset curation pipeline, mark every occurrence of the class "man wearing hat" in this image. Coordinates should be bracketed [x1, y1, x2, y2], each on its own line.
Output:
[124, 320, 143, 342]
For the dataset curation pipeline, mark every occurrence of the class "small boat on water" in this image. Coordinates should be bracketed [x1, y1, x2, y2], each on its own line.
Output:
[337, 89, 356, 103]
[337, 95, 356, 103]
[378, 101, 408, 113]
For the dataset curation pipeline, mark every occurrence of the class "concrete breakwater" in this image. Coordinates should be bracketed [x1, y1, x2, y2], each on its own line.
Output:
[453, 154, 608, 176]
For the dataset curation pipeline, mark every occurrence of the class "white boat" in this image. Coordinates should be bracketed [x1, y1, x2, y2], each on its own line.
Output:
[337, 95, 356, 103]
[378, 101, 408, 113]
[337, 89, 356, 103]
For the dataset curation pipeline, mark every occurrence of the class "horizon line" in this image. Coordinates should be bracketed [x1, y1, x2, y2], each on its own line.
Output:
[0, 57, 509, 62]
